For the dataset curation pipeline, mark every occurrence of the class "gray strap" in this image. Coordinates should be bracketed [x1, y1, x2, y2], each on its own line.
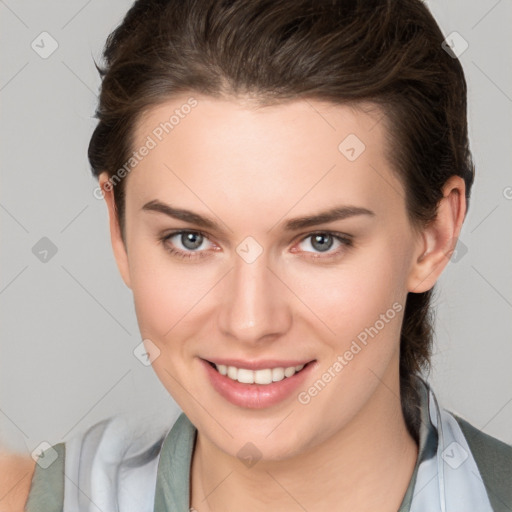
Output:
[153, 413, 197, 512]
[454, 415, 512, 512]
[24, 443, 65, 512]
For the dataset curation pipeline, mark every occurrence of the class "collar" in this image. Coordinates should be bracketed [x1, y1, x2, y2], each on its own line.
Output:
[406, 376, 493, 512]
[153, 376, 493, 512]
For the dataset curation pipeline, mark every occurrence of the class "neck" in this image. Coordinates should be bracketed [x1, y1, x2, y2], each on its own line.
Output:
[190, 369, 419, 512]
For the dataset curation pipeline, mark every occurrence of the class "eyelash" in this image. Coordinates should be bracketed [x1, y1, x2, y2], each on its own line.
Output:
[159, 230, 353, 261]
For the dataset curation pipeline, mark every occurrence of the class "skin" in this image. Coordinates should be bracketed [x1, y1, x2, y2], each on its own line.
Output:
[0, 94, 465, 511]
[0, 451, 35, 511]
[91, 94, 465, 511]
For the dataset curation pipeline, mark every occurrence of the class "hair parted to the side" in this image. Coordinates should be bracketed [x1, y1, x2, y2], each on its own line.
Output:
[88, 0, 475, 442]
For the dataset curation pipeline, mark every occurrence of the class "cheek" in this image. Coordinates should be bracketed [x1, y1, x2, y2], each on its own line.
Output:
[289, 245, 408, 424]
[128, 240, 220, 349]
[285, 241, 407, 343]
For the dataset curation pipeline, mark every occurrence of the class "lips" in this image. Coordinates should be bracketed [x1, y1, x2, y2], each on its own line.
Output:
[200, 357, 318, 409]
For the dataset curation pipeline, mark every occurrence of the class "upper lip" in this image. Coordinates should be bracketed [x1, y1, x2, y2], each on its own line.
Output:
[203, 357, 315, 370]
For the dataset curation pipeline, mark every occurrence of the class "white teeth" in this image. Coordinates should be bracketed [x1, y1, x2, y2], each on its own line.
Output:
[254, 369, 272, 384]
[272, 367, 284, 382]
[214, 363, 306, 384]
[284, 366, 296, 378]
[237, 368, 256, 384]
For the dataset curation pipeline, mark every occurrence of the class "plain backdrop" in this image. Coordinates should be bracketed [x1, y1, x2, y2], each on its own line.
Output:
[1, 0, 511, 455]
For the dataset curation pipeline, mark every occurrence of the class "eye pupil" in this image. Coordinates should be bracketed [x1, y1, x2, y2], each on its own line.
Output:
[311, 234, 333, 252]
[182, 232, 203, 250]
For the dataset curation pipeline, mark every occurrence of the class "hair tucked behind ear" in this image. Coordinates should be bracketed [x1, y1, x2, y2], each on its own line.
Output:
[88, 0, 475, 443]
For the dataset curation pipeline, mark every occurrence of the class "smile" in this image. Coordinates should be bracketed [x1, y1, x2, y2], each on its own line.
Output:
[201, 358, 317, 409]
[210, 362, 306, 385]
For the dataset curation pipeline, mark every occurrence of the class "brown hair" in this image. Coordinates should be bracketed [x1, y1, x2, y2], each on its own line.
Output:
[88, 0, 475, 442]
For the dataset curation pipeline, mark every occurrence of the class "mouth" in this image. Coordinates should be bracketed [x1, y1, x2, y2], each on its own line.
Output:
[204, 359, 316, 385]
[200, 357, 317, 409]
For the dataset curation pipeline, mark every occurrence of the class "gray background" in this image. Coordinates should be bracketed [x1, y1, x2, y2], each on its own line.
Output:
[1, 0, 511, 455]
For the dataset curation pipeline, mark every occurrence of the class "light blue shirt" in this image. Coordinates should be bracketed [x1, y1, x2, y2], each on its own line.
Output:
[25, 376, 510, 511]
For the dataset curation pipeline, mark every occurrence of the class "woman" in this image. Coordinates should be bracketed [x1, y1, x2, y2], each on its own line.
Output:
[7, 0, 512, 510]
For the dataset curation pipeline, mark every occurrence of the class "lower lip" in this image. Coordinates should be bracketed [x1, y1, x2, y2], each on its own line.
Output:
[200, 358, 317, 409]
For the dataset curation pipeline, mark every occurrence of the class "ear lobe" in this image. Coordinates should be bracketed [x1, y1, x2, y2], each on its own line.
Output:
[407, 175, 466, 293]
[98, 173, 132, 289]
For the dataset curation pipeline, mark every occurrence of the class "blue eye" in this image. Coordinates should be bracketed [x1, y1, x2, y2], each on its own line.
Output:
[160, 230, 213, 260]
[295, 232, 353, 258]
[160, 230, 353, 260]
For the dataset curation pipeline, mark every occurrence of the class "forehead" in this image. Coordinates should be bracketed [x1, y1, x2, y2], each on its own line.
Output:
[135, 95, 385, 154]
[127, 95, 405, 224]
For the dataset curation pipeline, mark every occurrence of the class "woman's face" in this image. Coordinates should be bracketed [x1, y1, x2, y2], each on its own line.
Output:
[102, 94, 431, 461]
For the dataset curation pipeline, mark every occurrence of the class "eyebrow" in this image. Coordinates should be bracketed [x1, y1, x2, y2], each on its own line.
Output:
[142, 199, 375, 232]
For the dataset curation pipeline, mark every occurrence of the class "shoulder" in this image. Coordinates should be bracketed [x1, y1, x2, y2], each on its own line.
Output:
[454, 414, 512, 461]
[23, 410, 181, 512]
[0, 451, 36, 512]
[453, 414, 512, 511]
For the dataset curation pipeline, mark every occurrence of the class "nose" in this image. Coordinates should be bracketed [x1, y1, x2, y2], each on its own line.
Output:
[217, 248, 292, 344]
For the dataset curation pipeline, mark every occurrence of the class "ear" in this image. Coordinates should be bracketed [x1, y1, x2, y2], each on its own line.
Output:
[407, 175, 467, 293]
[98, 173, 132, 289]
